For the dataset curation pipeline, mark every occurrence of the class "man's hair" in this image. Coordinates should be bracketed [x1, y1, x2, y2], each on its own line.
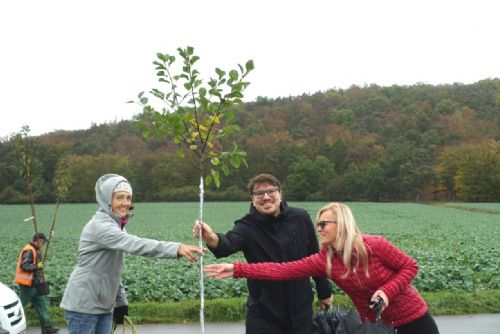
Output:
[32, 233, 48, 242]
[247, 174, 281, 193]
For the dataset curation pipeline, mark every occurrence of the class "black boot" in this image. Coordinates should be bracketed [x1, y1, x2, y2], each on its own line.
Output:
[41, 323, 59, 334]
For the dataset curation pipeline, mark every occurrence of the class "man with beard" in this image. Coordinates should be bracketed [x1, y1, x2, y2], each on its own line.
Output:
[193, 174, 332, 334]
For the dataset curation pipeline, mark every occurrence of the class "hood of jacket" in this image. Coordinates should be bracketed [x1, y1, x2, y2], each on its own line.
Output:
[95, 174, 132, 221]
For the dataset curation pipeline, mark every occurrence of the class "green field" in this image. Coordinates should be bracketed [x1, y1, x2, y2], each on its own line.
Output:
[1, 201, 499, 307]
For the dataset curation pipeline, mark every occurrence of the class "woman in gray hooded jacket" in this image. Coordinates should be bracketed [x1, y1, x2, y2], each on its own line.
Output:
[60, 174, 203, 334]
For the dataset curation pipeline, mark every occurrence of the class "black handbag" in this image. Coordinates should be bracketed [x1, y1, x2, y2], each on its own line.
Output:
[335, 308, 362, 334]
[313, 306, 360, 334]
[312, 308, 335, 334]
[313, 301, 395, 334]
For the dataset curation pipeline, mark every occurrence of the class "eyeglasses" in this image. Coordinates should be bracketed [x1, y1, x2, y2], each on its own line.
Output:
[252, 188, 279, 199]
[316, 220, 337, 230]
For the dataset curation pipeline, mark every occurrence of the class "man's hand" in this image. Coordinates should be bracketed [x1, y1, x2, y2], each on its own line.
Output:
[203, 263, 234, 279]
[37, 262, 44, 270]
[319, 295, 332, 309]
[177, 244, 205, 263]
[113, 305, 128, 324]
[192, 220, 219, 248]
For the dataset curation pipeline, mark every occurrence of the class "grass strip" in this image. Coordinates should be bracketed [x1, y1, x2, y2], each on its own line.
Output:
[26, 290, 500, 327]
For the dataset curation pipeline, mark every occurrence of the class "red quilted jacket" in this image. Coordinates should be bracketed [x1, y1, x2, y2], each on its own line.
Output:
[234, 235, 427, 327]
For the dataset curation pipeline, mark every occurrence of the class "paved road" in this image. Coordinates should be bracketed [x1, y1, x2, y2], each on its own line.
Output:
[28, 313, 500, 334]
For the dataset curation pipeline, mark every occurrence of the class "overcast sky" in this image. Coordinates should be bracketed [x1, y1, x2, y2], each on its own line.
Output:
[1, 0, 499, 138]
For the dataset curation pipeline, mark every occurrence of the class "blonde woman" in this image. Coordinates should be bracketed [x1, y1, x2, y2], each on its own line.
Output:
[204, 202, 439, 334]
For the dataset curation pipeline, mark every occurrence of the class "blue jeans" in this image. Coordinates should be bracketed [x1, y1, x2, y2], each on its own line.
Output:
[64, 310, 113, 334]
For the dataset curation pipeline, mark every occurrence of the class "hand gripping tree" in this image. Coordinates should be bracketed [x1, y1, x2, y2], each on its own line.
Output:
[130, 46, 254, 333]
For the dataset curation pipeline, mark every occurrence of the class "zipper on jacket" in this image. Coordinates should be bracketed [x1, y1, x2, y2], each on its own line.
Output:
[353, 267, 364, 288]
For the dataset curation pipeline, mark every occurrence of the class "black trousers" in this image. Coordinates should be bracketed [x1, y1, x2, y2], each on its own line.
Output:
[396, 312, 440, 334]
[245, 307, 312, 334]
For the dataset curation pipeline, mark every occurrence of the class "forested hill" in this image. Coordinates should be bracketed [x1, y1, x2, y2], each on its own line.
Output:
[1, 79, 499, 203]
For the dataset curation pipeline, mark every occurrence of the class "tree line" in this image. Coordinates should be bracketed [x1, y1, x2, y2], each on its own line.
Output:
[1, 79, 499, 204]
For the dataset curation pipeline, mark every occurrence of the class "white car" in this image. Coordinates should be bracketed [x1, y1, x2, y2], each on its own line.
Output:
[0, 282, 26, 334]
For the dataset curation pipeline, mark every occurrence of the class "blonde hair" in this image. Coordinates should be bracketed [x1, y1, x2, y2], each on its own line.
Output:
[316, 202, 369, 278]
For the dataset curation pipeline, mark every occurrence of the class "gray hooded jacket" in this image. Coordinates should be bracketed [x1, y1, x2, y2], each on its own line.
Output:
[60, 174, 181, 314]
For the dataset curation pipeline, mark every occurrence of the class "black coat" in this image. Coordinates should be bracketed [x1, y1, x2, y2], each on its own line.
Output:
[210, 201, 332, 333]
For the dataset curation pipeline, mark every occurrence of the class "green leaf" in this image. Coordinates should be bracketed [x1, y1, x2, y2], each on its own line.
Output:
[191, 55, 200, 65]
[212, 115, 221, 124]
[204, 175, 212, 186]
[230, 155, 241, 168]
[222, 164, 230, 175]
[215, 68, 225, 79]
[220, 124, 240, 136]
[225, 110, 235, 122]
[151, 89, 165, 100]
[193, 79, 202, 88]
[211, 169, 221, 188]
[209, 88, 222, 97]
[229, 70, 239, 81]
[245, 60, 255, 71]
[211, 157, 220, 166]
[157, 53, 168, 62]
